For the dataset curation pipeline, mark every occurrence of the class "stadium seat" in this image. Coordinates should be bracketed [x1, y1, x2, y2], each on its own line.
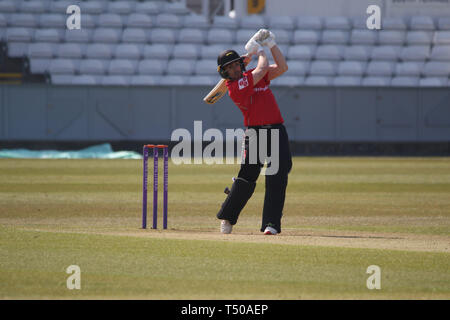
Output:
[401, 45, 430, 61]
[200, 45, 227, 59]
[107, 1, 135, 15]
[213, 16, 238, 29]
[433, 31, 450, 45]
[172, 44, 198, 59]
[97, 13, 123, 29]
[321, 30, 350, 45]
[159, 75, 187, 85]
[28, 42, 56, 59]
[39, 14, 65, 28]
[350, 29, 378, 45]
[51, 74, 74, 85]
[391, 76, 420, 87]
[287, 45, 316, 60]
[0, 0, 17, 13]
[271, 76, 304, 87]
[194, 59, 218, 76]
[315, 45, 344, 60]
[57, 43, 86, 59]
[419, 77, 448, 87]
[296, 16, 322, 30]
[138, 59, 168, 76]
[370, 45, 401, 61]
[108, 59, 138, 75]
[20, 1, 47, 14]
[309, 60, 337, 76]
[6, 42, 28, 57]
[143, 44, 173, 59]
[79, 1, 105, 15]
[34, 29, 63, 43]
[80, 62, 105, 80]
[114, 44, 142, 60]
[268, 16, 294, 30]
[155, 13, 182, 28]
[423, 61, 450, 76]
[131, 75, 160, 86]
[178, 28, 205, 44]
[351, 17, 368, 30]
[50, 1, 72, 14]
[92, 28, 122, 44]
[293, 30, 320, 45]
[121, 28, 148, 43]
[362, 76, 391, 86]
[29, 58, 50, 73]
[366, 61, 395, 76]
[395, 62, 424, 77]
[438, 17, 450, 30]
[236, 29, 256, 44]
[48, 59, 79, 75]
[382, 17, 407, 30]
[79, 14, 97, 29]
[65, 29, 92, 43]
[101, 75, 131, 86]
[324, 17, 351, 30]
[304, 76, 333, 86]
[344, 45, 372, 61]
[333, 76, 362, 86]
[0, 13, 6, 27]
[126, 13, 152, 28]
[406, 31, 434, 45]
[269, 29, 292, 44]
[284, 60, 310, 76]
[410, 16, 435, 31]
[338, 61, 366, 76]
[6, 27, 34, 42]
[188, 76, 218, 85]
[164, 2, 191, 15]
[183, 14, 209, 29]
[150, 28, 176, 44]
[207, 29, 234, 44]
[8, 13, 38, 28]
[135, 1, 161, 15]
[430, 45, 450, 61]
[240, 14, 266, 29]
[85, 44, 115, 59]
[378, 30, 406, 45]
[167, 59, 194, 75]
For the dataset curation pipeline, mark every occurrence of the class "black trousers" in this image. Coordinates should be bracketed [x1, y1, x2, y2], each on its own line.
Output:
[238, 123, 292, 233]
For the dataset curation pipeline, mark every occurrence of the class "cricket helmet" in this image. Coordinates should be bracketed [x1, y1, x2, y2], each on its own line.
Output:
[217, 50, 245, 79]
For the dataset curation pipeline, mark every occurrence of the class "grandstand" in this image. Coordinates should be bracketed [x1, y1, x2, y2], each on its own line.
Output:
[0, 0, 449, 87]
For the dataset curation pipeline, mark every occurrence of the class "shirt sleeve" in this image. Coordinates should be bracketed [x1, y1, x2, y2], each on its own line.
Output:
[228, 72, 254, 102]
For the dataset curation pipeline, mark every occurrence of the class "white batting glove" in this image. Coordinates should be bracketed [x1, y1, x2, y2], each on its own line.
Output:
[245, 38, 264, 56]
[250, 29, 271, 43]
[259, 31, 276, 49]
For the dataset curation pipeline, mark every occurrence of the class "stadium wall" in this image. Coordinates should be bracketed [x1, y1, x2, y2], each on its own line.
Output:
[0, 85, 449, 155]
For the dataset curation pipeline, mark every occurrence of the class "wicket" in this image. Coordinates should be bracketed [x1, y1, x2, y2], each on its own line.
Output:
[142, 144, 168, 229]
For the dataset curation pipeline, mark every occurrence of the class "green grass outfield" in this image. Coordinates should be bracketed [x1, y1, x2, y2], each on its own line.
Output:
[0, 157, 449, 299]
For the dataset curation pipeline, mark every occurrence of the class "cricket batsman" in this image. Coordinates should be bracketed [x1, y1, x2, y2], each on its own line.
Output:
[216, 29, 293, 235]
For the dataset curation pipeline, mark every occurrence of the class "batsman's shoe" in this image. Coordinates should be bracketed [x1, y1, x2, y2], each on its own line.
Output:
[221, 220, 233, 234]
[264, 226, 278, 235]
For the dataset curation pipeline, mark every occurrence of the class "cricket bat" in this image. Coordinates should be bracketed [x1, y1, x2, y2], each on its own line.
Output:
[203, 78, 228, 104]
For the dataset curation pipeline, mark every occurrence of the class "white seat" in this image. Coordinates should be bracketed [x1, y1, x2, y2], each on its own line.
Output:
[406, 31, 433, 45]
[391, 76, 419, 87]
[51, 74, 73, 85]
[378, 31, 406, 45]
[382, 17, 407, 30]
[350, 30, 377, 45]
[194, 59, 217, 76]
[366, 61, 395, 77]
[7, 42, 29, 57]
[167, 59, 194, 75]
[108, 59, 137, 75]
[410, 16, 435, 31]
[85, 44, 114, 59]
[287, 45, 315, 60]
[39, 14, 65, 28]
[92, 28, 122, 43]
[34, 29, 62, 43]
[351, 17, 368, 30]
[172, 44, 198, 59]
[324, 17, 351, 30]
[438, 17, 450, 30]
[304, 76, 333, 86]
[296, 16, 322, 30]
[239, 15, 265, 29]
[200, 45, 227, 59]
[126, 13, 152, 28]
[285, 60, 310, 76]
[108, 1, 134, 15]
[6, 27, 34, 42]
[28, 42, 55, 58]
[344, 45, 372, 61]
[271, 76, 304, 87]
[8, 13, 37, 27]
[433, 31, 450, 45]
[131, 75, 160, 86]
[183, 14, 209, 29]
[71, 75, 100, 85]
[430, 45, 450, 61]
[401, 46, 430, 61]
[178, 28, 205, 44]
[0, 0, 17, 13]
[155, 13, 182, 28]
[121, 28, 148, 44]
[143, 44, 173, 59]
[207, 29, 234, 44]
[114, 44, 142, 60]
[65, 29, 92, 43]
[269, 29, 291, 45]
[150, 28, 176, 44]
[362, 77, 391, 86]
[101, 75, 131, 86]
[50, 1, 72, 14]
[423, 61, 450, 77]
[268, 16, 294, 30]
[321, 30, 349, 45]
[213, 16, 238, 29]
[309, 61, 337, 76]
[0, 13, 6, 27]
[370, 45, 401, 61]
[236, 29, 256, 44]
[395, 62, 424, 77]
[79, 59, 109, 75]
[188, 76, 218, 86]
[333, 76, 362, 86]
[138, 59, 168, 75]
[29, 58, 50, 73]
[419, 77, 448, 87]
[164, 2, 190, 15]
[159, 75, 187, 85]
[338, 61, 366, 76]
[135, 2, 161, 15]
[293, 30, 320, 45]
[315, 45, 344, 61]
[48, 59, 79, 75]
[57, 43, 85, 59]
[97, 13, 123, 28]
[79, 14, 96, 29]
[79, 1, 105, 15]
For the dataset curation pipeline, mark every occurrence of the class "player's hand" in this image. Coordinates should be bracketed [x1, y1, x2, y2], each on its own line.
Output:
[242, 53, 252, 66]
[245, 39, 264, 55]
[259, 30, 276, 49]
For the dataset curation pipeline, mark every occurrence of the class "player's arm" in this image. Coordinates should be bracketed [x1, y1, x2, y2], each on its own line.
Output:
[251, 48, 269, 84]
[268, 45, 288, 81]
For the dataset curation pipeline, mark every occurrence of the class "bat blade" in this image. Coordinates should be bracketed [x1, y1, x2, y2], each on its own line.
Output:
[203, 78, 228, 104]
